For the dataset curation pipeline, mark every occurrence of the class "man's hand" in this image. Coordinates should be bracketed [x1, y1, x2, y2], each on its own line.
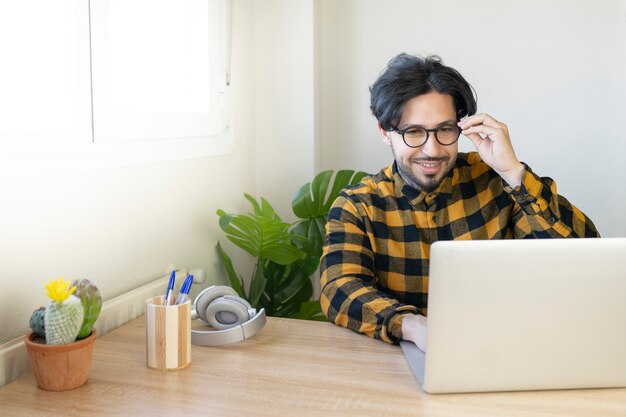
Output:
[402, 314, 428, 352]
[458, 114, 525, 188]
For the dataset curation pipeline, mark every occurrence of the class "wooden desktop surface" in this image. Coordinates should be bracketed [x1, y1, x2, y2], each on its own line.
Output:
[1, 316, 625, 417]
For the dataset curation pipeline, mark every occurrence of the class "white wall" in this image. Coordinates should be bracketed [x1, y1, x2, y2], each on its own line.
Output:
[318, 0, 626, 237]
[254, 0, 316, 220]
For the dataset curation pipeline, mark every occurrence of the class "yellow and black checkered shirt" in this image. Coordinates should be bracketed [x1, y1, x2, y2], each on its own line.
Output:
[320, 152, 600, 344]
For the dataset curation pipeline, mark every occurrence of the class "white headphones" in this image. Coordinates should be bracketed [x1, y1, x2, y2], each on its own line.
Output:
[191, 285, 266, 347]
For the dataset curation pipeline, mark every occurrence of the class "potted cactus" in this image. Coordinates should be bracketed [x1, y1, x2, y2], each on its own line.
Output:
[24, 278, 102, 391]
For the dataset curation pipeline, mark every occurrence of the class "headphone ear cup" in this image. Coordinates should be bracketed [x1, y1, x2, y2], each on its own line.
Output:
[205, 295, 253, 330]
[194, 286, 239, 323]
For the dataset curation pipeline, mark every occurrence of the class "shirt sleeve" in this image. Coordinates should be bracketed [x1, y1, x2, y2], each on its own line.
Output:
[319, 195, 417, 344]
[505, 166, 600, 238]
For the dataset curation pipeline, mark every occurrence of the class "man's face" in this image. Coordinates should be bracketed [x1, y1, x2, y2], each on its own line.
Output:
[381, 92, 459, 192]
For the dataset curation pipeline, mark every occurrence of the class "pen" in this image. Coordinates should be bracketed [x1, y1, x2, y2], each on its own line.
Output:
[164, 270, 176, 305]
[176, 274, 194, 305]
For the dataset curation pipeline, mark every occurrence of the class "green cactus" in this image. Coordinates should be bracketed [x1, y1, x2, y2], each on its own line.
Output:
[71, 279, 102, 339]
[44, 295, 84, 345]
[29, 307, 46, 339]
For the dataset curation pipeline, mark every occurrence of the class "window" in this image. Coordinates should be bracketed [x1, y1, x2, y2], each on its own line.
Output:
[0, 0, 231, 179]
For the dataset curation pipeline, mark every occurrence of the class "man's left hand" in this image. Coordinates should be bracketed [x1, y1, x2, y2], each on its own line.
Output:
[458, 113, 525, 187]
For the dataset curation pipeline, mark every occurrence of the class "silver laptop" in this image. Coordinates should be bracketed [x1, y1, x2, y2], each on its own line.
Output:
[401, 237, 626, 394]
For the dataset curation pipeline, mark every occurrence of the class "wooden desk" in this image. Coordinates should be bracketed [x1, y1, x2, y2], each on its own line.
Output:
[1, 316, 625, 416]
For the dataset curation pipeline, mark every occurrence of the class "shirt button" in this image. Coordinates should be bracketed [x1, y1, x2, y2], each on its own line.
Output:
[432, 215, 437, 222]
[548, 217, 556, 224]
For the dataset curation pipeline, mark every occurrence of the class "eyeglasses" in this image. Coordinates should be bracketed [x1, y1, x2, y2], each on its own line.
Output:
[394, 124, 461, 148]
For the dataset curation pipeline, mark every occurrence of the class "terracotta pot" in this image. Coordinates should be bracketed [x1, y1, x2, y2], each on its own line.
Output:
[24, 330, 96, 391]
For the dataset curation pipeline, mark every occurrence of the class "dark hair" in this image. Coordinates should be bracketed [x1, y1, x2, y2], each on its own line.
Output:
[370, 53, 477, 131]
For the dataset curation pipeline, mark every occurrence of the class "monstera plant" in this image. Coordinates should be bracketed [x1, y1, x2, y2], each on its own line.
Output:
[216, 169, 368, 320]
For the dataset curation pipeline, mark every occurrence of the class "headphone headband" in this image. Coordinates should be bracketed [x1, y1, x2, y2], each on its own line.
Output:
[190, 285, 266, 346]
[191, 308, 266, 346]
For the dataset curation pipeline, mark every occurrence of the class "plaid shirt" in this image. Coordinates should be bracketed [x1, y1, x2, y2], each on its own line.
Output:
[320, 152, 600, 344]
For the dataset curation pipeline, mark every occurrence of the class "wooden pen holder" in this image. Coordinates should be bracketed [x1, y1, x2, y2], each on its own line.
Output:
[145, 296, 191, 370]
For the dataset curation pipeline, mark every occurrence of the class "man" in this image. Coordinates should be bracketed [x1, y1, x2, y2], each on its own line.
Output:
[319, 53, 599, 352]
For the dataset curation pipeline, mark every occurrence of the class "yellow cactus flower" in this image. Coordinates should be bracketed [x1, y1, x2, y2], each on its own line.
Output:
[44, 278, 77, 303]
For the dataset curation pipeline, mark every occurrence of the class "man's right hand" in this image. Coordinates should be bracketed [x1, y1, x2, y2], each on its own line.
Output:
[401, 314, 427, 352]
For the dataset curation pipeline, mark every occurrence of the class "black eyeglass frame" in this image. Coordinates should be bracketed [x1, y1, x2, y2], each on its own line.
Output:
[394, 124, 461, 148]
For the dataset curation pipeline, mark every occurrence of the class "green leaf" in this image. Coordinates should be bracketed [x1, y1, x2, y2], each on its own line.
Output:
[244, 193, 281, 220]
[216, 209, 306, 264]
[292, 169, 368, 219]
[323, 170, 368, 212]
[291, 216, 327, 259]
[217, 211, 233, 231]
[244, 193, 262, 215]
[274, 278, 313, 317]
[259, 261, 310, 316]
[215, 242, 246, 299]
[290, 169, 368, 259]
[262, 246, 306, 265]
[248, 261, 267, 308]
[309, 170, 334, 215]
[262, 257, 319, 318]
[261, 262, 286, 315]
[260, 197, 280, 219]
[292, 171, 332, 218]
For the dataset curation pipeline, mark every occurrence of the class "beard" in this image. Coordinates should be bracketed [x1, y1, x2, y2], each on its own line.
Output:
[392, 149, 456, 193]
[397, 162, 441, 192]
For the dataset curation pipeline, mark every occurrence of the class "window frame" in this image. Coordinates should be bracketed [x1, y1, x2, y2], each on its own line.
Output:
[0, 0, 232, 180]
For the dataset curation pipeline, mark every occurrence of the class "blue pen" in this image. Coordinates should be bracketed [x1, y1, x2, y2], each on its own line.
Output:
[176, 274, 194, 305]
[164, 270, 176, 305]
